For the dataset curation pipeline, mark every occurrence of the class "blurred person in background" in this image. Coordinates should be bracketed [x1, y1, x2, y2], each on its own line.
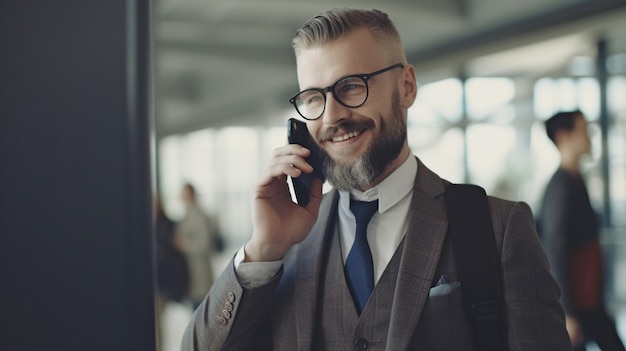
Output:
[175, 183, 221, 310]
[182, 7, 570, 350]
[539, 110, 625, 351]
[155, 193, 189, 350]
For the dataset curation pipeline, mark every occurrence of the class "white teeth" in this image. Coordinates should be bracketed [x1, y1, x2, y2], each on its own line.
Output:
[331, 131, 360, 142]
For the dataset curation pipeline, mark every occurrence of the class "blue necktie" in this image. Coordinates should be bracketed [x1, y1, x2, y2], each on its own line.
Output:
[345, 199, 379, 314]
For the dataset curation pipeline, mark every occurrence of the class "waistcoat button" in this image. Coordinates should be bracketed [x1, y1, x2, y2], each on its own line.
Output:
[354, 338, 368, 349]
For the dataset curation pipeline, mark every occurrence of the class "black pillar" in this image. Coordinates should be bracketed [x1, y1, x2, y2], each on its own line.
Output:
[460, 68, 470, 184]
[0, 1, 156, 350]
[596, 38, 612, 227]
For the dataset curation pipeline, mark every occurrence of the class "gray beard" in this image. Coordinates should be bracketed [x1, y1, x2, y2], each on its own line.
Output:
[323, 153, 377, 191]
[320, 91, 406, 191]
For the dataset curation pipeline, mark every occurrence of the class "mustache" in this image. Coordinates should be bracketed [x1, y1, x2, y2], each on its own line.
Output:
[316, 119, 375, 143]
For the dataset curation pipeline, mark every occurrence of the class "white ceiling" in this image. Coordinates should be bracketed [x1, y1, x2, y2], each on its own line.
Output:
[153, 0, 626, 137]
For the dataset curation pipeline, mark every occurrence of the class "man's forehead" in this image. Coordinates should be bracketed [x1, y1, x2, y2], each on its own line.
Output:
[295, 30, 385, 88]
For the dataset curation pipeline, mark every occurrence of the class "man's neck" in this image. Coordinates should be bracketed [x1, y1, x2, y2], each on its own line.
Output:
[560, 157, 580, 176]
[358, 145, 411, 192]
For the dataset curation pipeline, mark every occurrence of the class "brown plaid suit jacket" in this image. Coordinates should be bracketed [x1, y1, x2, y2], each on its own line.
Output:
[182, 157, 571, 350]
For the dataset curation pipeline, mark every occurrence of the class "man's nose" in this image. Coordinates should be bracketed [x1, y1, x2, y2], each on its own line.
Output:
[321, 92, 349, 126]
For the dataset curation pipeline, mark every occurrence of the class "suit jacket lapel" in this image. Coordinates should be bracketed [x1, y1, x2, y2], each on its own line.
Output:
[387, 158, 448, 348]
[290, 191, 339, 351]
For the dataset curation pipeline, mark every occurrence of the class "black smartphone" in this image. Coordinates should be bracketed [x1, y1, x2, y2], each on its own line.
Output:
[287, 118, 325, 206]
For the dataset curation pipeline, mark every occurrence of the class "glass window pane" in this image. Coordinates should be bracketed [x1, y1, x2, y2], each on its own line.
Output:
[608, 76, 626, 114]
[158, 135, 184, 219]
[556, 78, 578, 111]
[408, 99, 445, 127]
[466, 124, 517, 199]
[534, 78, 559, 120]
[608, 76, 626, 226]
[466, 78, 515, 121]
[410, 126, 465, 183]
[414, 78, 463, 123]
[577, 77, 600, 121]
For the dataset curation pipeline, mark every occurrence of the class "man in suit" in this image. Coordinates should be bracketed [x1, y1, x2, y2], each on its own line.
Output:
[182, 7, 570, 350]
[539, 111, 625, 350]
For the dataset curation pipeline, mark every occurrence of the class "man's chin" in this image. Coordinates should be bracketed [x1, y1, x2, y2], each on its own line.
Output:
[328, 155, 355, 168]
[323, 154, 379, 191]
[324, 147, 364, 165]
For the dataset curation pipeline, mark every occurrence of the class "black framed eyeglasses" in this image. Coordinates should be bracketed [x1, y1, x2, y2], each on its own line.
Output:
[289, 63, 404, 120]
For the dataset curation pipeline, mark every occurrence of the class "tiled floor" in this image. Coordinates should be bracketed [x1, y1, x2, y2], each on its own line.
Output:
[159, 301, 193, 351]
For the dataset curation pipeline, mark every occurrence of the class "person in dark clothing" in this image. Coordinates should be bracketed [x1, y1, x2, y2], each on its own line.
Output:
[156, 194, 189, 304]
[154, 194, 189, 350]
[539, 110, 625, 351]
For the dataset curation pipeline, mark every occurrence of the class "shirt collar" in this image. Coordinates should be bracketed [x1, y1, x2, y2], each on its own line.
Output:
[339, 156, 417, 213]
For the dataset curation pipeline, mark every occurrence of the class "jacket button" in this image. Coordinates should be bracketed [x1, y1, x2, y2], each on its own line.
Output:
[354, 338, 368, 349]
[227, 292, 236, 303]
[217, 316, 227, 326]
[221, 310, 232, 319]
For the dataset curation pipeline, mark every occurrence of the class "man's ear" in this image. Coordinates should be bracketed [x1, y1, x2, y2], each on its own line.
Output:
[398, 64, 418, 109]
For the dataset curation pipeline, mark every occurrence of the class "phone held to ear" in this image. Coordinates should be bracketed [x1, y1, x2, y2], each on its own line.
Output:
[287, 118, 325, 206]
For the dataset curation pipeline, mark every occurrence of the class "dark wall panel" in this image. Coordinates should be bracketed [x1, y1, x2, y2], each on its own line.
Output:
[0, 1, 155, 350]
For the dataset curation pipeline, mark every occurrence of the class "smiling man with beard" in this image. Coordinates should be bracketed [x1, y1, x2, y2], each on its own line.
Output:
[182, 7, 571, 351]
[320, 89, 406, 192]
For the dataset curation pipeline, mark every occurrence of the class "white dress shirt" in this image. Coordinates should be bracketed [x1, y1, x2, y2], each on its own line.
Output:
[235, 156, 417, 288]
[339, 155, 416, 284]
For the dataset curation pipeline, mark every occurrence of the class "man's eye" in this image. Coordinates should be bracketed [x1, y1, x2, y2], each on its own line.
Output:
[305, 94, 323, 105]
[338, 82, 366, 95]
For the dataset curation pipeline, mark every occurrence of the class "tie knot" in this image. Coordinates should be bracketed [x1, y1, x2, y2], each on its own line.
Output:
[350, 199, 379, 225]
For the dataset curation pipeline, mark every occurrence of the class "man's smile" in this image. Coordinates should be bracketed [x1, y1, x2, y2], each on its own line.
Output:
[331, 130, 361, 142]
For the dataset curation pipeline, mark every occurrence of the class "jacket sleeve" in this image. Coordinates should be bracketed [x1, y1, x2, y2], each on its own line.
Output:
[181, 258, 281, 351]
[495, 200, 572, 350]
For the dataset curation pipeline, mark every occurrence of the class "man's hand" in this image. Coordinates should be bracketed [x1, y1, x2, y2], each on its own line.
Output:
[245, 144, 324, 262]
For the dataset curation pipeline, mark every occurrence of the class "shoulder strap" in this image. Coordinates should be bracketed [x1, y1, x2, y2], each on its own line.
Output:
[445, 183, 507, 351]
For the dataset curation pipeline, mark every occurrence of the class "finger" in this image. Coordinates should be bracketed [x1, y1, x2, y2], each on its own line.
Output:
[305, 178, 324, 214]
[272, 144, 311, 158]
[269, 155, 314, 177]
[271, 163, 303, 179]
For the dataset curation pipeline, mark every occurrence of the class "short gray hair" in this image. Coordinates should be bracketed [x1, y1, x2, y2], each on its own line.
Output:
[292, 7, 406, 64]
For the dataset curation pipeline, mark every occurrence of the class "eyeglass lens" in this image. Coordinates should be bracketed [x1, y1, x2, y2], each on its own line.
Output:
[294, 76, 367, 120]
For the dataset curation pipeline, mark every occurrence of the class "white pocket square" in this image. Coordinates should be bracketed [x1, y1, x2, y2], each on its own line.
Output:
[429, 275, 461, 297]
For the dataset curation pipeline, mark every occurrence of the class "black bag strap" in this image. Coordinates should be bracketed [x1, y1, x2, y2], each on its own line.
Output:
[445, 183, 507, 351]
